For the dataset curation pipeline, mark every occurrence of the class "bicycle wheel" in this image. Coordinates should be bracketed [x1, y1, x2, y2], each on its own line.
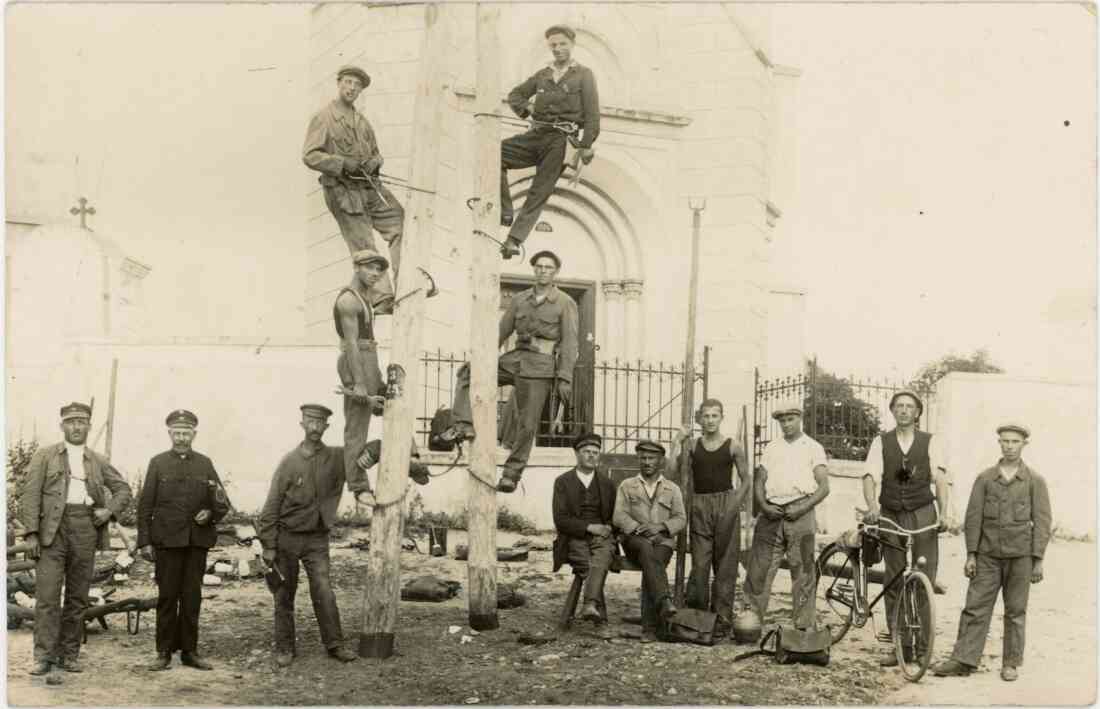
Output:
[815, 542, 856, 644]
[893, 571, 935, 682]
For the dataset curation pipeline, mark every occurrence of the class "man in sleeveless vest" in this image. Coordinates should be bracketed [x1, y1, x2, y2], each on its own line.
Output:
[668, 398, 751, 637]
[932, 424, 1051, 682]
[304, 64, 402, 313]
[333, 249, 429, 497]
[551, 431, 617, 624]
[861, 389, 950, 666]
[743, 401, 829, 630]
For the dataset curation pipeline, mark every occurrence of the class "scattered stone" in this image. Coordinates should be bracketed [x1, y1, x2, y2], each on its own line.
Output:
[460, 635, 474, 645]
[464, 697, 480, 704]
[668, 688, 678, 696]
[517, 633, 555, 646]
[448, 625, 463, 635]
[536, 654, 561, 663]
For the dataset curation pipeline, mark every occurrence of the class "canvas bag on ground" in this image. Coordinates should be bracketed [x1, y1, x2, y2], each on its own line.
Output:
[665, 608, 718, 646]
[769, 624, 831, 666]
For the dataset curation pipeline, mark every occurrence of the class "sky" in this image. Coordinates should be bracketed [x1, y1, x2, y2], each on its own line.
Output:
[5, 2, 1097, 381]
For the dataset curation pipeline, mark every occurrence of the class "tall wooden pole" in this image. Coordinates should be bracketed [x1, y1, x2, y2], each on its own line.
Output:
[359, 3, 448, 659]
[466, 2, 501, 632]
[674, 199, 705, 604]
[104, 358, 119, 460]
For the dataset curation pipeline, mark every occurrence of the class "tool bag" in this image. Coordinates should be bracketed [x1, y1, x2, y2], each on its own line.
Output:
[665, 608, 719, 647]
[733, 624, 832, 666]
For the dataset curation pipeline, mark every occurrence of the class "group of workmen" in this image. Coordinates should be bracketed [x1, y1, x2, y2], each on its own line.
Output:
[16, 20, 1052, 691]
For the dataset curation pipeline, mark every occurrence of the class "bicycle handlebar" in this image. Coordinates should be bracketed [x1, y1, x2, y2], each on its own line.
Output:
[858, 501, 941, 538]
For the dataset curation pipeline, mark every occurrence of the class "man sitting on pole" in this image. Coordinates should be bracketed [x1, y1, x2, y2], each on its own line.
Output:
[444, 250, 578, 493]
[498, 25, 599, 259]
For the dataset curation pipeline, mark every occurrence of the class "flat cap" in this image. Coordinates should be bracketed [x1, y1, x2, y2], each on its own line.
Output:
[771, 400, 803, 420]
[996, 423, 1030, 439]
[352, 249, 390, 271]
[889, 389, 924, 415]
[545, 24, 576, 41]
[300, 403, 334, 419]
[60, 402, 92, 422]
[573, 431, 603, 451]
[336, 65, 371, 88]
[635, 439, 666, 456]
[529, 249, 562, 269]
[165, 409, 199, 429]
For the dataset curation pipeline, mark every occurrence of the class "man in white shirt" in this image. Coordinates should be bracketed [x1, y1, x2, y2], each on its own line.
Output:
[743, 402, 829, 629]
[861, 389, 949, 665]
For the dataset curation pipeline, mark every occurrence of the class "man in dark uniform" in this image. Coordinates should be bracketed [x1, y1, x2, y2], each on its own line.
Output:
[19, 402, 133, 678]
[258, 404, 359, 668]
[552, 431, 617, 623]
[445, 249, 578, 492]
[498, 25, 599, 259]
[933, 423, 1052, 682]
[304, 64, 402, 313]
[667, 398, 751, 637]
[861, 389, 949, 665]
[137, 409, 230, 671]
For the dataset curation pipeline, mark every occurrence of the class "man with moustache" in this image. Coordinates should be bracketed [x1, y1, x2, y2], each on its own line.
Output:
[138, 409, 231, 672]
[19, 402, 133, 678]
[613, 440, 686, 643]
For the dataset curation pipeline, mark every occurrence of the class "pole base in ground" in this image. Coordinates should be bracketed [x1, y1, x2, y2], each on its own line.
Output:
[358, 632, 395, 658]
[469, 612, 499, 632]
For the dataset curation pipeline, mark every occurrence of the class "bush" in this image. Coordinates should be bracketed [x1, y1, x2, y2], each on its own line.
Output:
[403, 492, 538, 534]
[7, 439, 38, 530]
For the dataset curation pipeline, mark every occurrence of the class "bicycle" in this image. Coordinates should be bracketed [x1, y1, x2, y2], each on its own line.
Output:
[815, 508, 939, 682]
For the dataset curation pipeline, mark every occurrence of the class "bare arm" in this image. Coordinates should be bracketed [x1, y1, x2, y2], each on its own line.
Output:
[730, 440, 752, 510]
[337, 292, 376, 399]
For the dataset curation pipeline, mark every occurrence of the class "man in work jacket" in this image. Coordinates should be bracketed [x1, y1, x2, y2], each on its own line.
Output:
[933, 423, 1052, 682]
[19, 402, 133, 679]
[498, 24, 599, 259]
[862, 389, 950, 666]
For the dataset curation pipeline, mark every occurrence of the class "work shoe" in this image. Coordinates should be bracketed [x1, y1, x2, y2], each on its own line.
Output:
[29, 660, 51, 676]
[148, 653, 172, 671]
[501, 213, 514, 227]
[442, 422, 476, 444]
[409, 460, 431, 486]
[580, 600, 602, 623]
[500, 237, 522, 260]
[58, 658, 85, 673]
[496, 476, 518, 493]
[1001, 666, 1019, 682]
[181, 652, 214, 670]
[275, 652, 294, 668]
[640, 629, 658, 644]
[373, 296, 395, 316]
[658, 597, 678, 621]
[932, 659, 975, 677]
[713, 618, 732, 640]
[328, 646, 358, 663]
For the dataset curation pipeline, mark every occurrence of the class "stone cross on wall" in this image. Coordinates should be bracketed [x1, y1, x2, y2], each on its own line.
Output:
[70, 197, 96, 229]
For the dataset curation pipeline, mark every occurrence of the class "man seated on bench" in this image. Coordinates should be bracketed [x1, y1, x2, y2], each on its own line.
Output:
[613, 440, 686, 643]
[552, 431, 616, 623]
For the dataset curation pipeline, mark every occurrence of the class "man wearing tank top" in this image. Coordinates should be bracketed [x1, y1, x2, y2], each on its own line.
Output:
[668, 398, 750, 637]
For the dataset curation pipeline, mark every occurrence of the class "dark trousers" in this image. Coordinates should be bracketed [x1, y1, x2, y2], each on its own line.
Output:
[687, 490, 741, 622]
[323, 182, 403, 306]
[338, 345, 384, 484]
[950, 554, 1032, 668]
[274, 530, 344, 653]
[743, 509, 817, 628]
[501, 128, 567, 244]
[154, 546, 209, 654]
[453, 350, 554, 482]
[566, 534, 614, 604]
[882, 502, 939, 632]
[34, 505, 97, 663]
[621, 534, 674, 632]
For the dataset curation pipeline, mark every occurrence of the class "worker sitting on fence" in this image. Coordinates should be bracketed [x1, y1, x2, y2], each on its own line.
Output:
[498, 24, 599, 260]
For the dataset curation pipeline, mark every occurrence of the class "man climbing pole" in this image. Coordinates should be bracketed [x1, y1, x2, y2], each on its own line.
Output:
[498, 25, 600, 260]
[304, 65, 404, 313]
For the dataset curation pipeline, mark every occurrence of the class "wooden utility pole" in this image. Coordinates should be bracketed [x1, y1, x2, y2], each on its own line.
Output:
[466, 2, 501, 632]
[674, 199, 705, 604]
[359, 3, 448, 659]
[104, 358, 119, 460]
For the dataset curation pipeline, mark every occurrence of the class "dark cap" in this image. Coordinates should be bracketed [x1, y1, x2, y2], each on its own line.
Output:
[529, 250, 562, 269]
[545, 24, 576, 41]
[573, 431, 603, 451]
[300, 404, 334, 420]
[336, 65, 371, 88]
[165, 409, 199, 429]
[635, 439, 666, 456]
[889, 390, 924, 416]
[60, 402, 92, 422]
[352, 248, 390, 271]
[996, 423, 1031, 439]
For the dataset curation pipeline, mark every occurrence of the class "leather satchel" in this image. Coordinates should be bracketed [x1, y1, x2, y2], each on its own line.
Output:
[771, 624, 832, 666]
[665, 608, 718, 646]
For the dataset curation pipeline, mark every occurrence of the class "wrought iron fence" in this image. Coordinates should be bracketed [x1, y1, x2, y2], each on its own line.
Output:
[754, 358, 936, 461]
[416, 349, 708, 454]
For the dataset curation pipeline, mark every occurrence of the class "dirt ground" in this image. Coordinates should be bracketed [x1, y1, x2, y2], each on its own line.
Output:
[6, 528, 1095, 706]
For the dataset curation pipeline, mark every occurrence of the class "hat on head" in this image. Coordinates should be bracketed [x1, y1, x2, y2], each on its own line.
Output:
[635, 439, 666, 456]
[60, 402, 92, 422]
[165, 409, 199, 429]
[889, 389, 924, 416]
[352, 249, 389, 271]
[573, 431, 603, 451]
[771, 400, 803, 420]
[544, 24, 576, 41]
[529, 250, 562, 269]
[996, 423, 1030, 439]
[336, 65, 371, 88]
[300, 404, 334, 420]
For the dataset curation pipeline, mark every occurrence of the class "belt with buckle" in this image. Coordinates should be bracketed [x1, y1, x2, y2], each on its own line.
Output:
[525, 337, 557, 356]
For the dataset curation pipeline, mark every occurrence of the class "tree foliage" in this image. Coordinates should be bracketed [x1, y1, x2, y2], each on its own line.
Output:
[803, 360, 883, 461]
[6, 439, 38, 530]
[909, 348, 1004, 391]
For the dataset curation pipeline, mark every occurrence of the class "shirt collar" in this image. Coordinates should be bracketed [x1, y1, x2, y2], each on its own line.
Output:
[64, 442, 86, 460]
[575, 467, 595, 481]
[329, 100, 356, 122]
[525, 285, 559, 304]
[996, 459, 1031, 482]
[548, 59, 578, 73]
[298, 441, 325, 459]
[636, 473, 664, 489]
